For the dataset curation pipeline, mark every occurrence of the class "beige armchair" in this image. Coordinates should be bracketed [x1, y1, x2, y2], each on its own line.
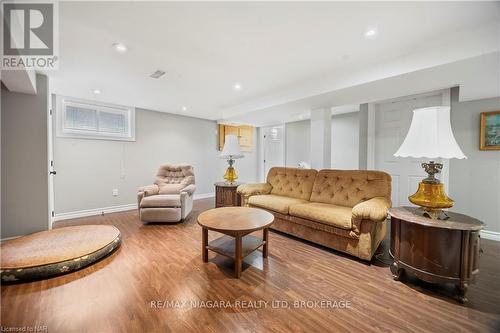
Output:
[138, 164, 196, 223]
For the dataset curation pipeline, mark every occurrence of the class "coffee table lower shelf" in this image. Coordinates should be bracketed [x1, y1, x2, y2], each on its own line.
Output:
[207, 235, 264, 259]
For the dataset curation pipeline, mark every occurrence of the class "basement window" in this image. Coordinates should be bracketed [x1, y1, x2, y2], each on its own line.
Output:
[57, 98, 135, 141]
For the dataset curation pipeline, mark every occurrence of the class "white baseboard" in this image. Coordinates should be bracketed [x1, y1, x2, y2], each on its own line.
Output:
[53, 192, 215, 222]
[53, 203, 137, 222]
[481, 230, 500, 242]
[0, 235, 21, 242]
[194, 192, 215, 200]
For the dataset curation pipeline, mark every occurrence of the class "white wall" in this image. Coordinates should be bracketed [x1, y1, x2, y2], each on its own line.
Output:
[331, 112, 359, 169]
[1, 75, 49, 238]
[282, 115, 361, 171]
[285, 120, 310, 167]
[449, 87, 500, 234]
[53, 102, 258, 214]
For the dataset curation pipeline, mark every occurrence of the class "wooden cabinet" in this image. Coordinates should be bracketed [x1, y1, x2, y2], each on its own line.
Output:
[389, 207, 484, 304]
[218, 124, 253, 152]
[215, 182, 242, 208]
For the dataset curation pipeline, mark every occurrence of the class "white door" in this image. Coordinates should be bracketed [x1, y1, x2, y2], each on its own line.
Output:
[262, 125, 285, 178]
[374, 92, 449, 207]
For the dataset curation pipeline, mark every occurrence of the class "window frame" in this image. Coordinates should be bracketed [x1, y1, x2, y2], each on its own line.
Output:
[56, 96, 136, 141]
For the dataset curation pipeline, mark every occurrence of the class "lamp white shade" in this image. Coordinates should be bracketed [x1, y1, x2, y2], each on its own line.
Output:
[221, 135, 244, 159]
[394, 106, 466, 159]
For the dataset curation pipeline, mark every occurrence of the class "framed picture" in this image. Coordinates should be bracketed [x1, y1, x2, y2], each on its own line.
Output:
[480, 110, 500, 150]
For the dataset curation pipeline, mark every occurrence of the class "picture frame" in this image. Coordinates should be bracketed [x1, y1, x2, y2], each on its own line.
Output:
[480, 110, 500, 150]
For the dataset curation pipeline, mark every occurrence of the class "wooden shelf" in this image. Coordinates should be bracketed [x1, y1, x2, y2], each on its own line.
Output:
[218, 124, 253, 152]
[207, 235, 264, 259]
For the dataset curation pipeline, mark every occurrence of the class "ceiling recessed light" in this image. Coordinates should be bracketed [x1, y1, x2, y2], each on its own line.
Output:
[182, 106, 187, 111]
[93, 89, 101, 95]
[233, 83, 242, 91]
[112, 42, 127, 53]
[364, 28, 378, 39]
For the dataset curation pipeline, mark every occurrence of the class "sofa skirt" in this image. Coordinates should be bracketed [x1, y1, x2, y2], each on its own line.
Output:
[253, 208, 387, 261]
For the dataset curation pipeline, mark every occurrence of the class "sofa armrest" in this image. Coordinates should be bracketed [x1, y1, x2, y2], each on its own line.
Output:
[237, 183, 272, 196]
[237, 183, 272, 206]
[181, 184, 196, 196]
[351, 197, 391, 235]
[352, 197, 391, 223]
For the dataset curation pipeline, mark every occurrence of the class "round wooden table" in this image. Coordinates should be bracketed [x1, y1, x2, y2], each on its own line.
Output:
[389, 206, 484, 303]
[197, 207, 274, 278]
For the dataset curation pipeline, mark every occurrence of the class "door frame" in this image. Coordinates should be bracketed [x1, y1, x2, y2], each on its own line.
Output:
[367, 88, 452, 191]
[259, 124, 286, 182]
[47, 92, 55, 229]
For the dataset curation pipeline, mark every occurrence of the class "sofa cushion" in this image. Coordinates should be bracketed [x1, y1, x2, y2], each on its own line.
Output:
[310, 170, 391, 208]
[248, 194, 308, 214]
[140, 194, 181, 208]
[289, 202, 353, 230]
[267, 167, 317, 200]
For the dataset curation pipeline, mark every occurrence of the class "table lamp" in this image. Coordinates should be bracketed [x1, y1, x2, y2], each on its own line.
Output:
[220, 134, 244, 184]
[394, 106, 466, 219]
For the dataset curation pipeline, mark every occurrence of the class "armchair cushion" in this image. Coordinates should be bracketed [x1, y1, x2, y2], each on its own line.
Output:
[237, 183, 272, 197]
[155, 164, 195, 189]
[140, 194, 181, 208]
[159, 184, 186, 194]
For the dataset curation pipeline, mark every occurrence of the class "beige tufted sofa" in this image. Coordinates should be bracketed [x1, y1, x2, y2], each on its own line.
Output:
[137, 164, 196, 223]
[237, 167, 391, 260]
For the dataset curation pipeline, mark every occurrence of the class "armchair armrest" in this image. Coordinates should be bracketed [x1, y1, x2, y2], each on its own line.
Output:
[237, 183, 272, 206]
[137, 184, 160, 208]
[138, 184, 160, 196]
[352, 197, 391, 223]
[181, 184, 196, 196]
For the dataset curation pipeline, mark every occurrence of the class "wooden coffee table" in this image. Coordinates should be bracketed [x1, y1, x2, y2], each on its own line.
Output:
[197, 207, 274, 278]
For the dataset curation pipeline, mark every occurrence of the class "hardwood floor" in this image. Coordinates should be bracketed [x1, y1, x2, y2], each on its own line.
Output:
[2, 198, 499, 333]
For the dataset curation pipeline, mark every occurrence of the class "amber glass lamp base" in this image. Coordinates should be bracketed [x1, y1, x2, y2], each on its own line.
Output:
[223, 166, 238, 184]
[409, 182, 454, 219]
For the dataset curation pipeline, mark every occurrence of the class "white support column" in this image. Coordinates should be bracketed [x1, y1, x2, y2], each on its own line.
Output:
[310, 108, 331, 169]
[367, 103, 376, 170]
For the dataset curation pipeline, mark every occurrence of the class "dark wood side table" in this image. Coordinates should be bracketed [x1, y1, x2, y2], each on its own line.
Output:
[215, 182, 242, 208]
[389, 207, 484, 303]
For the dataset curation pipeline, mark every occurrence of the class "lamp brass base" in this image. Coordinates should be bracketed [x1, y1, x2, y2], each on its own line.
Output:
[223, 166, 238, 184]
[409, 182, 454, 220]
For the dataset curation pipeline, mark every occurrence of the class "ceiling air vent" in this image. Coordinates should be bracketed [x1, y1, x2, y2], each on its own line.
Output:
[150, 70, 166, 79]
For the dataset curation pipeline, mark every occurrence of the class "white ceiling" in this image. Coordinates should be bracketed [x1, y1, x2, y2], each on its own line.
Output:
[45, 1, 499, 124]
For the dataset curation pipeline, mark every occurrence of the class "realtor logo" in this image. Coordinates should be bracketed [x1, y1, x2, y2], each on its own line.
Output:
[2, 1, 58, 70]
